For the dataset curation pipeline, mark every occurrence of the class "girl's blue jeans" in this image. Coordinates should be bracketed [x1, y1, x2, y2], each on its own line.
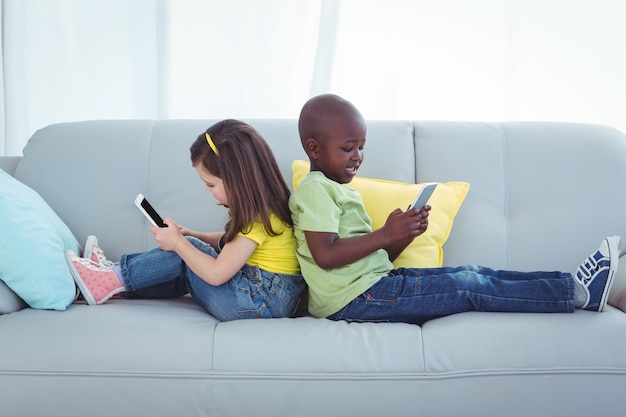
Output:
[327, 266, 575, 324]
[119, 237, 306, 322]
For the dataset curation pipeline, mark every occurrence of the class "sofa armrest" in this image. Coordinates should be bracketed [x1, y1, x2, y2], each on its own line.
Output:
[0, 157, 22, 175]
[0, 280, 27, 314]
[608, 253, 626, 313]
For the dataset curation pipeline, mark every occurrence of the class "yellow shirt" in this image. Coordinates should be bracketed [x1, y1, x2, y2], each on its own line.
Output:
[238, 213, 300, 275]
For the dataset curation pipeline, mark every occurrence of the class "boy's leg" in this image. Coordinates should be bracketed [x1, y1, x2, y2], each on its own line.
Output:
[329, 266, 575, 324]
[573, 235, 620, 311]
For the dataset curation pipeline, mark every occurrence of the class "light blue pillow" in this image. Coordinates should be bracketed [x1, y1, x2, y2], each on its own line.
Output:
[0, 169, 79, 310]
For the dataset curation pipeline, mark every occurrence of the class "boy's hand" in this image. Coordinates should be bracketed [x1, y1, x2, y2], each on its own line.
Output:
[381, 205, 430, 262]
[383, 205, 431, 241]
[413, 205, 430, 235]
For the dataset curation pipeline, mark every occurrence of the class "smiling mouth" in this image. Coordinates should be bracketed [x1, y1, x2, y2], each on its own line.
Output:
[346, 166, 358, 175]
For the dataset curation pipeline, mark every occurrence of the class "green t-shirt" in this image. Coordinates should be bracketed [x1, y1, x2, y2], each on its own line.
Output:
[289, 171, 393, 317]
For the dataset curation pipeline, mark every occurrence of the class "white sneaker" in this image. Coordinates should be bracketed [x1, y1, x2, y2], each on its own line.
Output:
[82, 235, 118, 267]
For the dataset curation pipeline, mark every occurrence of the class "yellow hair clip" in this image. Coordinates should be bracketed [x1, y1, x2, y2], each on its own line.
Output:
[206, 133, 219, 155]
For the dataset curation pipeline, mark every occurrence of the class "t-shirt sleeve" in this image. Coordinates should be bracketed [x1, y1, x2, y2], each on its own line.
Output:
[290, 180, 341, 234]
[237, 221, 267, 245]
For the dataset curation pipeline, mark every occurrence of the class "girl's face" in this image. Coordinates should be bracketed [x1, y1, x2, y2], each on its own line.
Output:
[195, 164, 228, 206]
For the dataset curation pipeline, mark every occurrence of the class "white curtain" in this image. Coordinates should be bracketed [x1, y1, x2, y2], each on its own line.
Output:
[2, 0, 625, 156]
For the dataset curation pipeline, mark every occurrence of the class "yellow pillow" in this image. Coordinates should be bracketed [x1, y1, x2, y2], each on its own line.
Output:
[292, 160, 469, 268]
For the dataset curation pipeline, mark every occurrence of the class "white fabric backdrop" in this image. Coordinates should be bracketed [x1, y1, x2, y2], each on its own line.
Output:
[1, 0, 625, 156]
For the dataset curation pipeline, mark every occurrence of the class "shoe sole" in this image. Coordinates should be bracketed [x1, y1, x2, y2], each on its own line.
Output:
[65, 250, 97, 306]
[597, 236, 620, 311]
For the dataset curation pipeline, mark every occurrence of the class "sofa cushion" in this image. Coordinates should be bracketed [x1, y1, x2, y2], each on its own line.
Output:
[0, 169, 80, 310]
[292, 160, 469, 268]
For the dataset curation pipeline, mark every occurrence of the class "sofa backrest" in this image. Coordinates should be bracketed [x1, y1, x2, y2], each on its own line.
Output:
[423, 121, 626, 272]
[9, 119, 626, 273]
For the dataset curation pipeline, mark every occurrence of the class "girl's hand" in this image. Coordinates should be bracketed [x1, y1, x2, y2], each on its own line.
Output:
[150, 217, 186, 252]
[178, 224, 194, 236]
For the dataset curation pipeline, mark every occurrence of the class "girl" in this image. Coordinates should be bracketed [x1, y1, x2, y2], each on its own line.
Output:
[66, 119, 306, 321]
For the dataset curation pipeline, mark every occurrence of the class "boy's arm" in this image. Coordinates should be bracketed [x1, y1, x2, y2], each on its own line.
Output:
[305, 228, 393, 269]
[305, 206, 430, 269]
[383, 237, 416, 262]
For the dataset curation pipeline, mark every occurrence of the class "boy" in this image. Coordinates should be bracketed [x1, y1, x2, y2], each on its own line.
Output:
[289, 93, 620, 324]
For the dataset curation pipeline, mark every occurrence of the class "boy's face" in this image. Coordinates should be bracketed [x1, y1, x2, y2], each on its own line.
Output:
[310, 115, 366, 184]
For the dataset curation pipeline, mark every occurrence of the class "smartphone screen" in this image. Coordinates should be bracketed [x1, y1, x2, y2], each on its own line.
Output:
[135, 194, 167, 227]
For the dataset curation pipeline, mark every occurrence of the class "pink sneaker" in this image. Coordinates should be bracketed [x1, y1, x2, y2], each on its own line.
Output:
[66, 250, 125, 305]
[82, 235, 117, 267]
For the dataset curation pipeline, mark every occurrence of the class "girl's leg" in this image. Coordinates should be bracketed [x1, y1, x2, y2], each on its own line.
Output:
[75, 235, 307, 319]
[120, 237, 216, 299]
[328, 265, 575, 324]
[124, 237, 306, 320]
[185, 264, 306, 322]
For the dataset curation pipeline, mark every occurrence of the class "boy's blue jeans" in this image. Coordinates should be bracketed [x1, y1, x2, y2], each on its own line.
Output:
[119, 237, 306, 322]
[327, 266, 575, 324]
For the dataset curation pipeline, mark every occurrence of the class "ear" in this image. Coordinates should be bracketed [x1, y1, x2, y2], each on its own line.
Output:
[303, 138, 320, 160]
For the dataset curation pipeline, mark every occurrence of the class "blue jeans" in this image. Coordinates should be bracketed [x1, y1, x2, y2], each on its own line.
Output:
[119, 237, 306, 322]
[327, 266, 575, 324]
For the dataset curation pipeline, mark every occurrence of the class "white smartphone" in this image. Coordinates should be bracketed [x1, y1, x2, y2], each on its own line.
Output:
[409, 182, 437, 210]
[134, 193, 167, 227]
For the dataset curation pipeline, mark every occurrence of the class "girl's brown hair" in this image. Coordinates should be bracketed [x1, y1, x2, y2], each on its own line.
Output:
[190, 119, 292, 243]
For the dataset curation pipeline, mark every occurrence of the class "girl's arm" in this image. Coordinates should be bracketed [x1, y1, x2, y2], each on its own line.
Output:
[179, 227, 223, 248]
[152, 218, 257, 286]
[306, 206, 429, 269]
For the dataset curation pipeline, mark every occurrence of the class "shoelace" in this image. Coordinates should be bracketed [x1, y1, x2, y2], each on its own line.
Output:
[100, 259, 120, 268]
[577, 253, 609, 284]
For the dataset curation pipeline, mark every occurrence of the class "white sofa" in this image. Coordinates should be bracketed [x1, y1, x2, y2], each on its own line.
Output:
[2, 119, 626, 417]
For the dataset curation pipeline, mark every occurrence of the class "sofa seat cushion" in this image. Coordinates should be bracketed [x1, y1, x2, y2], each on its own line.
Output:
[212, 310, 626, 416]
[0, 297, 219, 416]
